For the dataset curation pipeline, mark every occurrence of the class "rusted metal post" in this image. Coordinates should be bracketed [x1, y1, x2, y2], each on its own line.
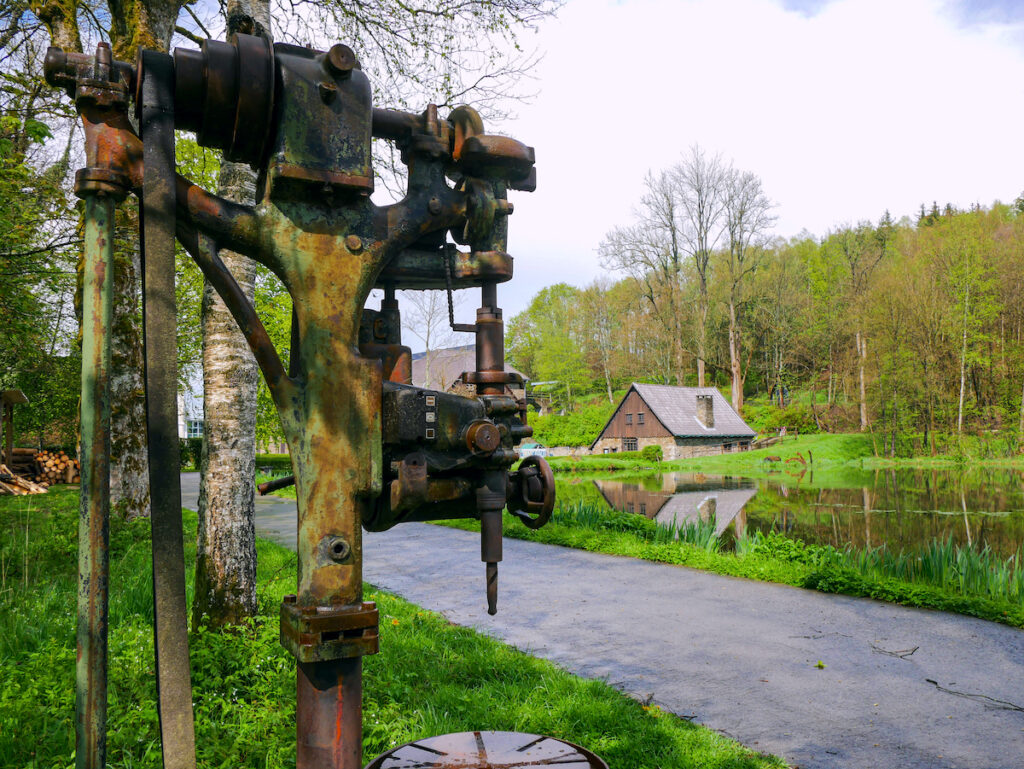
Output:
[76, 190, 115, 769]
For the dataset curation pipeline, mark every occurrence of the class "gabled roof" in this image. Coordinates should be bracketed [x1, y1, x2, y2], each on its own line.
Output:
[411, 344, 526, 391]
[591, 383, 755, 448]
[653, 488, 759, 534]
[633, 383, 755, 438]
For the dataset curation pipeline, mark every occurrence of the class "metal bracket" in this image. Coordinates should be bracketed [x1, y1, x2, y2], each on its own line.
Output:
[280, 598, 380, 663]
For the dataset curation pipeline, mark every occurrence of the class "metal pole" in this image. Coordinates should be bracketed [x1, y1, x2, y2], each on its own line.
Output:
[76, 192, 114, 769]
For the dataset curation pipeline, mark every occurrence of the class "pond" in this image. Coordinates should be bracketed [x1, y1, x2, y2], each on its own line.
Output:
[556, 467, 1024, 558]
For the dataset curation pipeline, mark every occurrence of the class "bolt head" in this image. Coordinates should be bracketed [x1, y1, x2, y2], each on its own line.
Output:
[428, 197, 442, 215]
[345, 234, 363, 252]
[467, 421, 501, 454]
[325, 44, 357, 77]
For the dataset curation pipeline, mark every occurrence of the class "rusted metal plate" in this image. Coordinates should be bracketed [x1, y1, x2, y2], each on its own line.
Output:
[364, 731, 608, 769]
[377, 249, 513, 290]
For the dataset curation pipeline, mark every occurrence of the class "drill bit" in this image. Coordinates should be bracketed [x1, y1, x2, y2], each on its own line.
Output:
[486, 562, 498, 615]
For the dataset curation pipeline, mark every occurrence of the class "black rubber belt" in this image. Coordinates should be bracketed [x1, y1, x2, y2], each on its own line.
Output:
[139, 50, 198, 769]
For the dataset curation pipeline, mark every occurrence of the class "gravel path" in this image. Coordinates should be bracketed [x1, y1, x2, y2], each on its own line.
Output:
[181, 474, 1024, 769]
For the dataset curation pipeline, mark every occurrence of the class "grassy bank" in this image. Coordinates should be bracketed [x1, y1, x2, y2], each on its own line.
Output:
[0, 489, 784, 769]
[438, 503, 1024, 629]
[546, 432, 1024, 479]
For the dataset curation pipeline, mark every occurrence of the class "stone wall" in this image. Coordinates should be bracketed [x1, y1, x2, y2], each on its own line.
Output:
[591, 435, 749, 459]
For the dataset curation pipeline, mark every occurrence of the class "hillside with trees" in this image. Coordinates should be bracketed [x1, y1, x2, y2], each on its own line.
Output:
[508, 153, 1024, 456]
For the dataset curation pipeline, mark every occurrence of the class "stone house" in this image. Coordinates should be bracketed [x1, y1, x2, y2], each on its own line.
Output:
[589, 383, 755, 459]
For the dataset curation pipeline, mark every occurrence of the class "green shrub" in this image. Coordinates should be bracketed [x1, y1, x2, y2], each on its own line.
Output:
[255, 453, 293, 474]
[753, 403, 819, 435]
[640, 444, 663, 462]
[179, 438, 204, 469]
[529, 400, 617, 447]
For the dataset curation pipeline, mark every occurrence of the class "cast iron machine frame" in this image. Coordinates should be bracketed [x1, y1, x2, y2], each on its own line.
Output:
[43, 27, 587, 769]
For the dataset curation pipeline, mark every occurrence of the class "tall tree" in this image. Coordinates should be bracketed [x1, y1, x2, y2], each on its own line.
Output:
[824, 220, 889, 430]
[722, 167, 774, 410]
[599, 170, 689, 384]
[673, 145, 727, 386]
[192, 0, 269, 629]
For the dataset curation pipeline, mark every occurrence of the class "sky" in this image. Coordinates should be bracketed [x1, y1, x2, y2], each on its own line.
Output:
[492, 0, 1024, 319]
[175, 0, 1024, 338]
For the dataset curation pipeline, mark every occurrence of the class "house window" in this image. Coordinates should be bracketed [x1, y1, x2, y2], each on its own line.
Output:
[627, 502, 635, 514]
[637, 413, 645, 425]
[623, 437, 638, 452]
[625, 413, 633, 425]
[186, 419, 204, 439]
[640, 503, 647, 515]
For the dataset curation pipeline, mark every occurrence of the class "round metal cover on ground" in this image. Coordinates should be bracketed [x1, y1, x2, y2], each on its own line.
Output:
[364, 731, 608, 769]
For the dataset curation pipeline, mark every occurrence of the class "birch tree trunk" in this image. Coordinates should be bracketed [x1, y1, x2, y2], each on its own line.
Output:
[957, 282, 970, 434]
[697, 296, 708, 387]
[192, 0, 268, 628]
[728, 298, 742, 410]
[856, 329, 868, 431]
[109, 216, 150, 518]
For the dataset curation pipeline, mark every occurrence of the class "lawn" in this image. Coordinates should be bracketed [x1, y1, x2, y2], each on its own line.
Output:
[0, 487, 785, 769]
[546, 432, 1024, 481]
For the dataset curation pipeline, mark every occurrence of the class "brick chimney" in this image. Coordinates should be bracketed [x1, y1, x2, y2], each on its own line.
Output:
[696, 394, 714, 428]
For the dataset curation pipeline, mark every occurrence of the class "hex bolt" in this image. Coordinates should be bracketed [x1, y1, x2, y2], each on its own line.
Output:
[325, 44, 357, 78]
[327, 537, 351, 563]
[345, 234, 363, 252]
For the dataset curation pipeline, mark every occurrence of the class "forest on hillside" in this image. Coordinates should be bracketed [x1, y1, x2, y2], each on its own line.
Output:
[508, 167, 1024, 456]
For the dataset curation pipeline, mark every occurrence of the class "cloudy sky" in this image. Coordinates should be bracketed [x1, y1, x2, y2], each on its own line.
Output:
[493, 0, 1024, 318]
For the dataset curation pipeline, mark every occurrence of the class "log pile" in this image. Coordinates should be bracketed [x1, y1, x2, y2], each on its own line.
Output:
[0, 463, 48, 495]
[7, 446, 38, 476]
[33, 449, 81, 487]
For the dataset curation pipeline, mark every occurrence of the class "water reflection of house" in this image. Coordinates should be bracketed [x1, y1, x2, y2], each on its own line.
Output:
[594, 474, 757, 535]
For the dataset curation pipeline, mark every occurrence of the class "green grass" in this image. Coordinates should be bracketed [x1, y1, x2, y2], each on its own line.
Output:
[0, 489, 785, 769]
[437, 503, 1024, 629]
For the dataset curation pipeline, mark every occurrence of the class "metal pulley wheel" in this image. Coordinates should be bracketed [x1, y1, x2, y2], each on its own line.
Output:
[364, 730, 608, 769]
[509, 455, 555, 529]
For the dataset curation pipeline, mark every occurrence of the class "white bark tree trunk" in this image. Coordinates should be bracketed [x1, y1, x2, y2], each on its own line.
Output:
[192, 0, 269, 628]
[192, 161, 260, 628]
[856, 329, 868, 431]
[728, 299, 742, 411]
[109, 221, 150, 519]
[957, 282, 970, 434]
[697, 294, 708, 387]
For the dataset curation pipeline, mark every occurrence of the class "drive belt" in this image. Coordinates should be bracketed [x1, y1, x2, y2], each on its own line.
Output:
[139, 50, 198, 769]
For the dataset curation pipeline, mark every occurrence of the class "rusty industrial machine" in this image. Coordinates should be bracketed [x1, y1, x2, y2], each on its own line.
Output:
[46, 23, 605, 769]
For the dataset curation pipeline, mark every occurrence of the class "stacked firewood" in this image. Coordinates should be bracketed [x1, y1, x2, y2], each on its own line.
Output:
[33, 449, 81, 486]
[0, 462, 48, 495]
[6, 447, 38, 477]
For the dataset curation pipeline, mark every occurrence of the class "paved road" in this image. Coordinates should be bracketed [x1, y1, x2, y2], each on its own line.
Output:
[181, 475, 1024, 769]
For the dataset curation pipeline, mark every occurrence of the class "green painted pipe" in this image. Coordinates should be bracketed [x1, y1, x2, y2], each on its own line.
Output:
[77, 193, 114, 769]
